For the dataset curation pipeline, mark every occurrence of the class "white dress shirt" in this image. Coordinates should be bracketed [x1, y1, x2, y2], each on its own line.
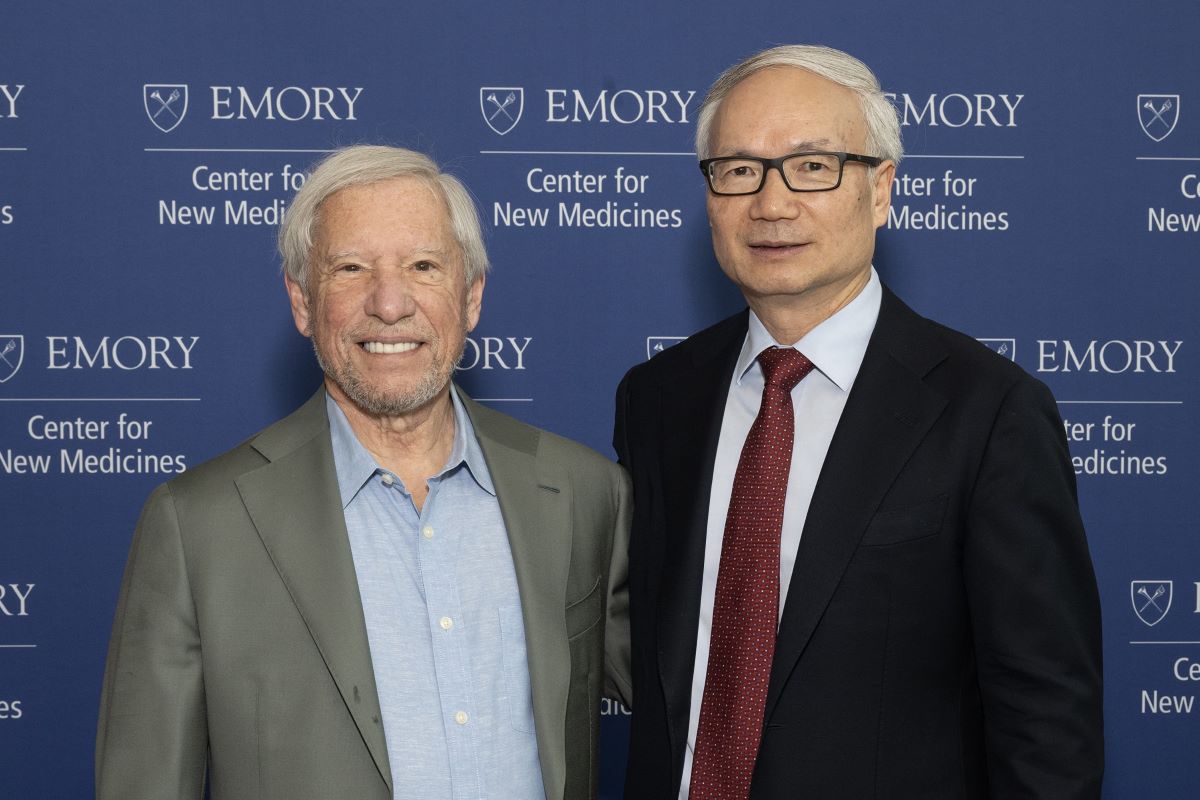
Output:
[679, 269, 882, 798]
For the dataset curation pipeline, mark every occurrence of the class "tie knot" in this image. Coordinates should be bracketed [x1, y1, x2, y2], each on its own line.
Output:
[757, 347, 814, 391]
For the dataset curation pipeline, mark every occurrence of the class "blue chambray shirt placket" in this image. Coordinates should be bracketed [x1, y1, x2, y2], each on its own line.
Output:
[418, 473, 485, 799]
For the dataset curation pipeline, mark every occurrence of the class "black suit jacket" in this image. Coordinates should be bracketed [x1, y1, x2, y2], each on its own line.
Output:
[614, 288, 1103, 799]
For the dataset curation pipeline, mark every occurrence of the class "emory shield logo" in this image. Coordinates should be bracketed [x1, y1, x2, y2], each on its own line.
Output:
[0, 335, 24, 383]
[646, 336, 686, 360]
[978, 338, 1016, 361]
[1131, 580, 1173, 626]
[144, 84, 189, 133]
[1138, 95, 1179, 142]
[480, 87, 524, 135]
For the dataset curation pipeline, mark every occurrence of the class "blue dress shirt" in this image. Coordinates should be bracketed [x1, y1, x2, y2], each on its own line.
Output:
[327, 389, 544, 800]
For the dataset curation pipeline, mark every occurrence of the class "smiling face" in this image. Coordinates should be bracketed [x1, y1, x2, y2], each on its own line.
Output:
[286, 176, 483, 419]
[705, 66, 894, 319]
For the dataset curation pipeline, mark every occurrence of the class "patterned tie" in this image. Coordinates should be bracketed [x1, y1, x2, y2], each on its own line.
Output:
[689, 346, 815, 800]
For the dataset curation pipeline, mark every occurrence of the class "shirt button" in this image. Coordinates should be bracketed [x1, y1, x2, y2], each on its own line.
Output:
[439, 616, 454, 631]
[454, 710, 469, 725]
[380, 473, 394, 486]
[422, 525, 434, 539]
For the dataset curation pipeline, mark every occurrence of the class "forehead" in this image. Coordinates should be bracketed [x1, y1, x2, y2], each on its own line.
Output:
[315, 176, 454, 245]
[710, 66, 867, 155]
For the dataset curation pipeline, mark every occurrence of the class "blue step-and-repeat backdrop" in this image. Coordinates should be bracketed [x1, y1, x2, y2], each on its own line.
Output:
[3, 2, 1198, 796]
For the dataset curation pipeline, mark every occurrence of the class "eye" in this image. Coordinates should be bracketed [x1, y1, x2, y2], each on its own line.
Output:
[335, 262, 363, 274]
[413, 260, 435, 272]
[715, 161, 760, 180]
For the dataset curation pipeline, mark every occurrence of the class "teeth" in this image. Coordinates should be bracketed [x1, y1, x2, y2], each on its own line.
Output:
[363, 341, 419, 354]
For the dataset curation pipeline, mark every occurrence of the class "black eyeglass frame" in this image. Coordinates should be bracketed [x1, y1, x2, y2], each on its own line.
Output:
[698, 151, 884, 195]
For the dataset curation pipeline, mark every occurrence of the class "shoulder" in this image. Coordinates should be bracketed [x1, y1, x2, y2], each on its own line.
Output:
[130, 432, 268, 544]
[880, 286, 1043, 393]
[620, 309, 748, 394]
[464, 395, 625, 486]
[877, 288, 1060, 432]
[160, 390, 326, 501]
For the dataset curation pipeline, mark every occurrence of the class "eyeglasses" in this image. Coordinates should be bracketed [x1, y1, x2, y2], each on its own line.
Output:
[698, 151, 883, 196]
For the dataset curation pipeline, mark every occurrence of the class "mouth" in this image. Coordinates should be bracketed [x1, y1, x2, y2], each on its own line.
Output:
[748, 240, 810, 257]
[360, 340, 422, 354]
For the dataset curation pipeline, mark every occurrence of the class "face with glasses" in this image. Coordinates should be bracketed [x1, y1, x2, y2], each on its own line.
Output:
[702, 66, 894, 330]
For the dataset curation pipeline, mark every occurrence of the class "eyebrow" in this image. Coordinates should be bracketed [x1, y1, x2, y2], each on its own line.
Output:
[320, 246, 453, 265]
[718, 139, 835, 158]
[321, 250, 361, 264]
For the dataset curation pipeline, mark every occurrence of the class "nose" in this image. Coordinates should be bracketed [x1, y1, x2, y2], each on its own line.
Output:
[749, 167, 803, 222]
[363, 270, 417, 324]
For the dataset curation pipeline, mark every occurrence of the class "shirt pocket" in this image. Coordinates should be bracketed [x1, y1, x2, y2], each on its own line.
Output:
[499, 604, 536, 733]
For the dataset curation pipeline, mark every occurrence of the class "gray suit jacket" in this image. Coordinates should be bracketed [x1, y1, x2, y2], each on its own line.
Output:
[96, 387, 632, 800]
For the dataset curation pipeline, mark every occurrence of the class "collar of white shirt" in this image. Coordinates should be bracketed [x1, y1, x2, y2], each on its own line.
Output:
[735, 266, 883, 393]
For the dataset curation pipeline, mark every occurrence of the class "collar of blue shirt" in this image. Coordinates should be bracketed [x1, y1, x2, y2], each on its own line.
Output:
[326, 385, 497, 508]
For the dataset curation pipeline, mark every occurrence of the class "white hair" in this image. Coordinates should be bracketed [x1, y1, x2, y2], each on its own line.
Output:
[695, 44, 903, 164]
[279, 145, 489, 291]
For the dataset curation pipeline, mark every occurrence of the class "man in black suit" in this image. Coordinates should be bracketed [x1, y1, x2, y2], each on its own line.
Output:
[615, 45, 1103, 798]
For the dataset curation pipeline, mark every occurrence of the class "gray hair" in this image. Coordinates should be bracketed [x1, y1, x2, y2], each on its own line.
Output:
[694, 45, 903, 165]
[278, 145, 489, 291]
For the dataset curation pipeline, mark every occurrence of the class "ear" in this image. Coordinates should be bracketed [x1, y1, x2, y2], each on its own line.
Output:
[465, 273, 485, 333]
[871, 160, 896, 229]
[285, 273, 313, 336]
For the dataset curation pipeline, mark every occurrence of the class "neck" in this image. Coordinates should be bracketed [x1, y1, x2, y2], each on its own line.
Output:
[327, 378, 457, 510]
[748, 270, 871, 345]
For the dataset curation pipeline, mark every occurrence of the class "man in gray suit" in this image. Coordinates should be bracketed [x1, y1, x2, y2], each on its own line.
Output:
[96, 145, 632, 800]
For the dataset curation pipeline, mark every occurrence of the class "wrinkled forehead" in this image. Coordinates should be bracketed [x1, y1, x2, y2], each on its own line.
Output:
[304, 179, 466, 289]
[314, 177, 456, 247]
[320, 175, 445, 223]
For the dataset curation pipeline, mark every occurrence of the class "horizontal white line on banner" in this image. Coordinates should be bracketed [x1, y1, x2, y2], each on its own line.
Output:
[481, 150, 695, 156]
[144, 148, 335, 153]
[1057, 400, 1183, 405]
[0, 397, 202, 402]
[0, 147, 29, 152]
[0, 644, 37, 649]
[904, 154, 1024, 160]
[1136, 156, 1200, 161]
[474, 398, 533, 402]
[1131, 641, 1200, 645]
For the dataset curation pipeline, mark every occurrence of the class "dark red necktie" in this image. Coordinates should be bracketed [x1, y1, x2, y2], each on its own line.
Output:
[689, 346, 814, 800]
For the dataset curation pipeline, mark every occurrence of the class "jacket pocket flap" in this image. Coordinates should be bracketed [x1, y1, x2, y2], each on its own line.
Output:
[859, 493, 948, 547]
[565, 575, 602, 639]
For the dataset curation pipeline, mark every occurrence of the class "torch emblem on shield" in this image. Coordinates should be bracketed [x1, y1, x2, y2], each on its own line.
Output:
[1138, 95, 1179, 142]
[144, 84, 189, 133]
[1131, 580, 1172, 627]
[0, 335, 24, 383]
[481, 87, 524, 135]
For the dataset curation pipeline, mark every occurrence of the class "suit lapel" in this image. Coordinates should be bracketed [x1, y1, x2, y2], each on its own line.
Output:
[233, 390, 392, 793]
[765, 290, 949, 718]
[462, 393, 573, 800]
[655, 315, 746, 756]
